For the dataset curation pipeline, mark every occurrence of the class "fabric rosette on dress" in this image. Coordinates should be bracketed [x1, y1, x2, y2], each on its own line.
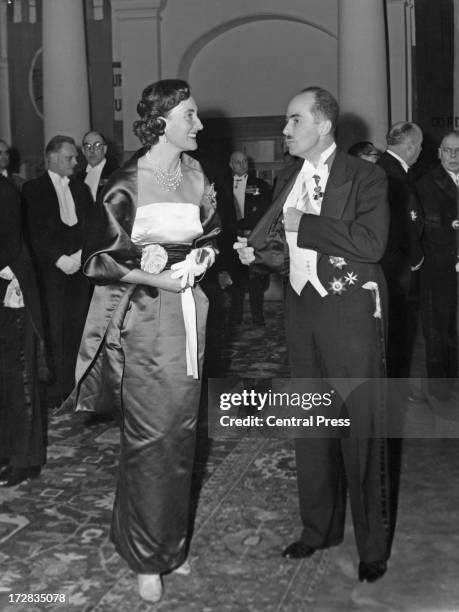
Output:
[202, 182, 217, 209]
[140, 243, 168, 274]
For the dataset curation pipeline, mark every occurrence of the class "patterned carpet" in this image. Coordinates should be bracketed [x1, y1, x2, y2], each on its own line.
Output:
[0, 299, 458, 611]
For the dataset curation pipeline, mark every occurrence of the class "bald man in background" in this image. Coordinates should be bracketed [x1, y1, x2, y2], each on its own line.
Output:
[415, 130, 459, 399]
[377, 122, 424, 378]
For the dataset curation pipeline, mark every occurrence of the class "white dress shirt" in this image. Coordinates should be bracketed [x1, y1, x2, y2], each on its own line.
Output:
[84, 158, 106, 201]
[387, 149, 410, 173]
[233, 173, 248, 220]
[447, 170, 459, 187]
[283, 142, 337, 296]
[48, 170, 78, 226]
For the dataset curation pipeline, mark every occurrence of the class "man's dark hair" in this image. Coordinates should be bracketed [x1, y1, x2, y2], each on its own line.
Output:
[301, 86, 339, 132]
[45, 135, 76, 155]
[348, 141, 379, 158]
[82, 131, 106, 144]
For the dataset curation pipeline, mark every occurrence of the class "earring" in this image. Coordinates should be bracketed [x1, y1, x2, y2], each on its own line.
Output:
[163, 133, 168, 144]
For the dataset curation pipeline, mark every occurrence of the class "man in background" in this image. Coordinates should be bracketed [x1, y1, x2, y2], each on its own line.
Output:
[228, 150, 271, 326]
[77, 131, 118, 202]
[377, 122, 424, 377]
[415, 130, 459, 398]
[23, 135, 93, 407]
[0, 139, 25, 191]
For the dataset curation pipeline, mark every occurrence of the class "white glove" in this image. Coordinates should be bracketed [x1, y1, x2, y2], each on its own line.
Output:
[170, 248, 215, 289]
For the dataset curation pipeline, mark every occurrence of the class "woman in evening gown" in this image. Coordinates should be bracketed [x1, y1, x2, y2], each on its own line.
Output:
[72, 80, 220, 602]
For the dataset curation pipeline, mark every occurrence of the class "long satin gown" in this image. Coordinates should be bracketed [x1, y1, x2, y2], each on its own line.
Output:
[108, 202, 208, 574]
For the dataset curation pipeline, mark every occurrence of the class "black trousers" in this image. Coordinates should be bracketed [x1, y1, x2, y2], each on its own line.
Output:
[40, 268, 92, 404]
[420, 271, 457, 380]
[230, 269, 269, 324]
[0, 305, 46, 468]
[285, 283, 391, 563]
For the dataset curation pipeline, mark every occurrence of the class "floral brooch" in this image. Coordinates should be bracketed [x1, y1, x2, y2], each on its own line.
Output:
[202, 183, 217, 208]
[328, 271, 359, 294]
[329, 256, 347, 269]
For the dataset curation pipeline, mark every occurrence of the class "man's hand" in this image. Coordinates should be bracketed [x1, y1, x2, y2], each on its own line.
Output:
[284, 207, 303, 232]
[218, 270, 233, 289]
[233, 236, 255, 266]
[55, 255, 81, 275]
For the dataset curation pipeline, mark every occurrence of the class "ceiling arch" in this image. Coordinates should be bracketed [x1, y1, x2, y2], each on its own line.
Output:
[177, 13, 337, 80]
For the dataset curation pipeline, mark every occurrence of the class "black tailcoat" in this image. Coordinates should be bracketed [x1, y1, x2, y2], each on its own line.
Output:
[75, 157, 119, 203]
[0, 176, 46, 467]
[415, 164, 458, 378]
[23, 173, 93, 401]
[377, 151, 424, 376]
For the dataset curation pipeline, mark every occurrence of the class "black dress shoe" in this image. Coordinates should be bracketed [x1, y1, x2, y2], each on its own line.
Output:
[358, 559, 387, 583]
[0, 466, 41, 487]
[282, 541, 316, 559]
[0, 458, 9, 476]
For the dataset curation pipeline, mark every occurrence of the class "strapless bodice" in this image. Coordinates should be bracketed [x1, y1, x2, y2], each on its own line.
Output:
[132, 202, 203, 246]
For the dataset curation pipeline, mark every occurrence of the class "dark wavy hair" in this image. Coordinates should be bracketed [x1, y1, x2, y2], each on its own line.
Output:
[301, 86, 339, 133]
[133, 79, 191, 146]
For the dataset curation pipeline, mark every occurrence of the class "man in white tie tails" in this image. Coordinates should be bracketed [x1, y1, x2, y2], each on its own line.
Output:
[23, 136, 93, 407]
[228, 150, 272, 325]
[76, 131, 119, 203]
[235, 87, 392, 583]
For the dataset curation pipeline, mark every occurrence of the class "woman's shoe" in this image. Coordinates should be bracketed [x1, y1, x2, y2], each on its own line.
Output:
[137, 574, 162, 603]
[173, 559, 191, 575]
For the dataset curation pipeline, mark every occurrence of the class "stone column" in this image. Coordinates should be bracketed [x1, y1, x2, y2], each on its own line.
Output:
[454, 0, 459, 129]
[42, 0, 90, 143]
[454, 0, 459, 376]
[110, 0, 166, 152]
[0, 0, 11, 142]
[338, 0, 389, 150]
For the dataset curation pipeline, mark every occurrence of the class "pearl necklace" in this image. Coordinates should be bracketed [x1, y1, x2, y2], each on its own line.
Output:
[146, 151, 182, 191]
